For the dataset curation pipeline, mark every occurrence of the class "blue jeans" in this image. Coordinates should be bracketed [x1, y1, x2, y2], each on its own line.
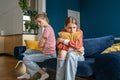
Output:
[56, 51, 85, 80]
[23, 49, 56, 76]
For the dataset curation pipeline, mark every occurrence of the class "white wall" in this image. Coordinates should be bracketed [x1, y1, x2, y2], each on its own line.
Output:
[37, 0, 46, 13]
[37, 0, 46, 40]
[0, 0, 23, 35]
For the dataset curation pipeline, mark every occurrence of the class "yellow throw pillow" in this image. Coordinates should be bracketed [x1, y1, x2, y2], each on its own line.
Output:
[101, 43, 120, 54]
[24, 40, 42, 51]
[58, 32, 81, 40]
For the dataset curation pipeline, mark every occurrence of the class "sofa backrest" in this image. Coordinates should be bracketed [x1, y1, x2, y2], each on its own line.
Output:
[83, 35, 114, 58]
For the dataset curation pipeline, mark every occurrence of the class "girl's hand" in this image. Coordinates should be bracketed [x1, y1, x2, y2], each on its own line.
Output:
[80, 47, 84, 52]
[76, 47, 84, 52]
[57, 38, 64, 43]
[39, 38, 46, 47]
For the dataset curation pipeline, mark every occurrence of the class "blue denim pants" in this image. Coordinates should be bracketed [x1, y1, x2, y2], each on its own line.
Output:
[56, 51, 85, 80]
[23, 49, 56, 76]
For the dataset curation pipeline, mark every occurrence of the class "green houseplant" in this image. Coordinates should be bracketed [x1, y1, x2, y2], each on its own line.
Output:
[18, 0, 29, 15]
[27, 10, 38, 33]
[29, 21, 38, 33]
[30, 21, 38, 30]
[24, 21, 31, 32]
[18, 0, 38, 33]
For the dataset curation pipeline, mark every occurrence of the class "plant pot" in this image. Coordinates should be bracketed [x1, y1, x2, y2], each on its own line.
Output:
[30, 29, 34, 33]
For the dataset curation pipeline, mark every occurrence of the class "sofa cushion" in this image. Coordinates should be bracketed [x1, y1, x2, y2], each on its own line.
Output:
[84, 35, 114, 58]
[58, 32, 81, 40]
[101, 43, 120, 54]
[24, 40, 42, 51]
[76, 58, 95, 77]
[94, 52, 120, 80]
[14, 46, 26, 60]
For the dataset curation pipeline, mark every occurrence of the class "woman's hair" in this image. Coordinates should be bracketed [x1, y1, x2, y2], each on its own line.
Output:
[35, 12, 49, 23]
[64, 16, 78, 26]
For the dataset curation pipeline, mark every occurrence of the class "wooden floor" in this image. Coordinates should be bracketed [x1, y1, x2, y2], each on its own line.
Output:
[0, 54, 95, 80]
[0, 54, 27, 80]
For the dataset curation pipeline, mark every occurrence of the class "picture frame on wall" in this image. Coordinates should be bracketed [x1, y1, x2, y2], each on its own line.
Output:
[68, 9, 80, 27]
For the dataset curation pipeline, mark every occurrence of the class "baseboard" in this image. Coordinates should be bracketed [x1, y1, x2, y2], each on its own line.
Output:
[0, 53, 13, 57]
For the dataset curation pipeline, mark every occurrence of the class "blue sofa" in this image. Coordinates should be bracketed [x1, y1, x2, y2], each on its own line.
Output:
[14, 35, 120, 80]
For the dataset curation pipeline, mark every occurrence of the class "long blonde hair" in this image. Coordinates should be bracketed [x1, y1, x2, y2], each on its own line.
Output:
[35, 12, 49, 23]
[64, 16, 78, 26]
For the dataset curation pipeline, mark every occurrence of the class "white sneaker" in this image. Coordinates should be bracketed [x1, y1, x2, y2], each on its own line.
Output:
[37, 73, 49, 80]
[17, 73, 30, 79]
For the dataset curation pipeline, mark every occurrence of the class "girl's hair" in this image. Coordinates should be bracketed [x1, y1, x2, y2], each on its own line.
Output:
[35, 12, 49, 23]
[64, 16, 78, 26]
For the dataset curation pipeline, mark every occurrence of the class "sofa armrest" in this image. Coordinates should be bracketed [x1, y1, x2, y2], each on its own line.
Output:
[14, 46, 26, 60]
[94, 52, 120, 80]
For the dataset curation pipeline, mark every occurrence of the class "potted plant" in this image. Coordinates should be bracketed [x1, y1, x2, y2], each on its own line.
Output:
[18, 0, 38, 34]
[28, 9, 38, 21]
[24, 21, 31, 32]
[18, 0, 29, 15]
[29, 21, 38, 33]
[18, 0, 38, 16]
